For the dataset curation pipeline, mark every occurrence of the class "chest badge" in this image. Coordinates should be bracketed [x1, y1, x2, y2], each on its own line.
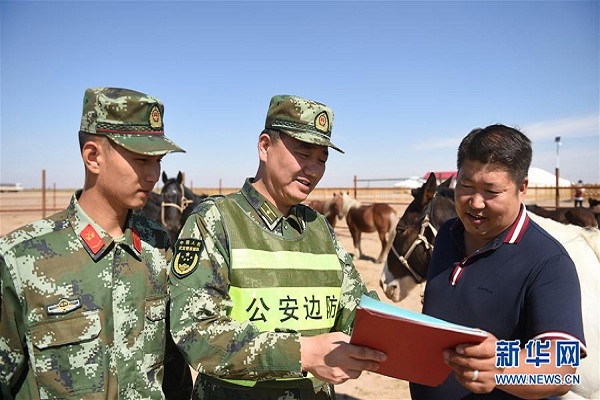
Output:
[47, 297, 82, 315]
[173, 238, 203, 278]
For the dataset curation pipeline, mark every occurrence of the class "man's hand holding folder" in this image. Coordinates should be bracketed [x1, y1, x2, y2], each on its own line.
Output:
[350, 295, 488, 387]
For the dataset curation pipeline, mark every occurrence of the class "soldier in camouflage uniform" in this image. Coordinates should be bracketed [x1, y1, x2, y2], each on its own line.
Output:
[0, 88, 191, 399]
[169, 94, 387, 400]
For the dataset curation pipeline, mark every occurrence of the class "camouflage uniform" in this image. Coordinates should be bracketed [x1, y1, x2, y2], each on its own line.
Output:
[169, 180, 376, 400]
[0, 192, 171, 399]
[1, 87, 189, 399]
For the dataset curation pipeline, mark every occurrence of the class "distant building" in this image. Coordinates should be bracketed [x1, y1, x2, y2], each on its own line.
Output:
[0, 183, 24, 192]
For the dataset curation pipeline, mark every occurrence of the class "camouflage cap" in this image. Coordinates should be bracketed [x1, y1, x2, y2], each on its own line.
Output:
[80, 87, 185, 156]
[265, 94, 343, 153]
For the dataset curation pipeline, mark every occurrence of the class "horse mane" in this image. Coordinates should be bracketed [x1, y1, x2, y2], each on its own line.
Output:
[342, 192, 361, 215]
[528, 212, 600, 262]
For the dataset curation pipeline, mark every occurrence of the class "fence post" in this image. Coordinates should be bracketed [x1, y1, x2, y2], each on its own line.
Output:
[353, 175, 357, 199]
[42, 169, 46, 218]
[555, 167, 560, 207]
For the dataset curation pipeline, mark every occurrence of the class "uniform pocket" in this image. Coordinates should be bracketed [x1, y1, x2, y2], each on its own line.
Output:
[144, 295, 168, 361]
[30, 309, 104, 398]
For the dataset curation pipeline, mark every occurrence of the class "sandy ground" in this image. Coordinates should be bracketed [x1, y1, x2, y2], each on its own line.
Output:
[0, 192, 419, 399]
[332, 209, 421, 400]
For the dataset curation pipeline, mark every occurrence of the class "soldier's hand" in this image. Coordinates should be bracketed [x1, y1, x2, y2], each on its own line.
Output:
[300, 332, 387, 385]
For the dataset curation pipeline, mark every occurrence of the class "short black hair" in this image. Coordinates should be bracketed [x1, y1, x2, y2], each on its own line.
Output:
[457, 124, 532, 185]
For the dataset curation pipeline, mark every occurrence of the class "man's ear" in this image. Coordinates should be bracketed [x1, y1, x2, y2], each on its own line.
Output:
[258, 133, 271, 162]
[82, 140, 102, 174]
[519, 177, 529, 197]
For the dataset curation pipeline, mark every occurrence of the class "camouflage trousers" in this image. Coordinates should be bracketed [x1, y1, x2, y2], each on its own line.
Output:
[193, 374, 334, 400]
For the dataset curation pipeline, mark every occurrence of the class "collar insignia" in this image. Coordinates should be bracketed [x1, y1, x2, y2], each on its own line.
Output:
[80, 224, 105, 255]
[132, 228, 142, 253]
[259, 202, 278, 226]
[47, 297, 81, 315]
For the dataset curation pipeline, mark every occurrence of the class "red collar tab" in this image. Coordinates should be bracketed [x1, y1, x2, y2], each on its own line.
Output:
[504, 204, 529, 244]
[80, 224, 105, 255]
[132, 228, 142, 254]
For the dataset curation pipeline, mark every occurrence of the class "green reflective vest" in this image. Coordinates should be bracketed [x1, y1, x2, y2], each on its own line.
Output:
[218, 196, 343, 387]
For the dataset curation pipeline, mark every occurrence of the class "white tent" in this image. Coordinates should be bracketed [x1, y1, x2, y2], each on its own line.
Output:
[394, 177, 426, 189]
[528, 167, 572, 187]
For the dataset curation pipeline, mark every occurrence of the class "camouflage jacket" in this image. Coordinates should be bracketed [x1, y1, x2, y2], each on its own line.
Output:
[0, 191, 173, 399]
[169, 179, 375, 395]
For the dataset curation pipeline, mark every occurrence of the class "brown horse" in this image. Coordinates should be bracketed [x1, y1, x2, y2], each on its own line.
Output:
[341, 192, 397, 263]
[308, 193, 344, 228]
[527, 204, 598, 228]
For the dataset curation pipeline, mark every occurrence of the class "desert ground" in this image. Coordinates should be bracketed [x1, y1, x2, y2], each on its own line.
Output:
[0, 191, 420, 399]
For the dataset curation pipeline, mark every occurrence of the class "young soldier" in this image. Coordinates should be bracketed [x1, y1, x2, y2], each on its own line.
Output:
[0, 87, 190, 399]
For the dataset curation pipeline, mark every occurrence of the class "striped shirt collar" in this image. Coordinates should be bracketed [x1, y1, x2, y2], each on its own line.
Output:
[451, 203, 530, 247]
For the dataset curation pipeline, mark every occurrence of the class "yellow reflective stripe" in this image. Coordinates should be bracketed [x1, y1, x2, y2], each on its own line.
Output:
[229, 286, 342, 332]
[231, 248, 341, 270]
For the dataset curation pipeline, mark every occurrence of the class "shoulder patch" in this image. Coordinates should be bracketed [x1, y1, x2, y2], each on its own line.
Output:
[173, 238, 203, 279]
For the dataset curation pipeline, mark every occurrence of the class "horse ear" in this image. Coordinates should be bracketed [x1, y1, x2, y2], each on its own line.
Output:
[162, 171, 168, 184]
[422, 173, 438, 204]
[440, 177, 452, 189]
[177, 171, 183, 184]
[426, 172, 437, 185]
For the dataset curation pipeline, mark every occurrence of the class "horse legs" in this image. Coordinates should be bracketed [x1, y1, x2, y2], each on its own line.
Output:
[350, 227, 363, 260]
[376, 229, 395, 263]
[376, 215, 398, 263]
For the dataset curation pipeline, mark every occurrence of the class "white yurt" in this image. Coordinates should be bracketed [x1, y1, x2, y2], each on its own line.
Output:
[528, 167, 572, 187]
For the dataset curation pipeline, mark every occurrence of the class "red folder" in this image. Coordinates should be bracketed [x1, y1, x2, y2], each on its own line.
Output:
[350, 295, 488, 387]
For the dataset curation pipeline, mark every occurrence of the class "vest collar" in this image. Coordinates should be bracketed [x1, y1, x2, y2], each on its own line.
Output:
[241, 178, 284, 230]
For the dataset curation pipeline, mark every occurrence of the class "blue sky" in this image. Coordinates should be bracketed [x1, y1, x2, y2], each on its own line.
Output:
[1, 0, 598, 189]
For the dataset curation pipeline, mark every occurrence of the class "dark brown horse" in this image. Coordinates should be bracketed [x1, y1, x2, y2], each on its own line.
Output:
[527, 204, 598, 228]
[341, 192, 397, 263]
[308, 193, 344, 228]
[380, 176, 456, 302]
[139, 171, 207, 244]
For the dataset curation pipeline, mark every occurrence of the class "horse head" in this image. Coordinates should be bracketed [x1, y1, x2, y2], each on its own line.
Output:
[340, 191, 357, 216]
[160, 171, 186, 236]
[330, 192, 345, 220]
[380, 176, 456, 302]
[397, 172, 438, 230]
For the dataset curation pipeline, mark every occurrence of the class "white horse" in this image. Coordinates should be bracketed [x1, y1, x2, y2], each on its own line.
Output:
[527, 213, 599, 399]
